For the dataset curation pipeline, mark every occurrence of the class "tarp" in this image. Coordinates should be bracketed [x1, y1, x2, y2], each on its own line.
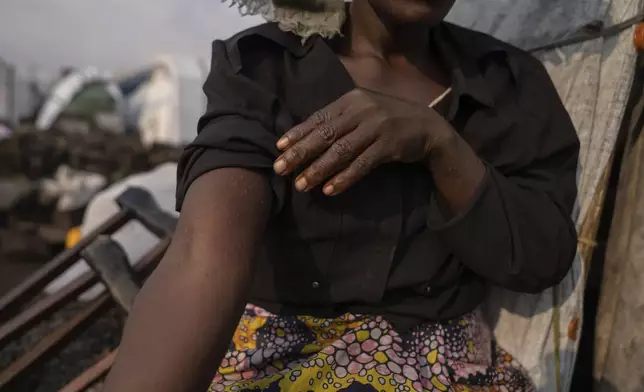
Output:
[447, 0, 642, 390]
[593, 52, 644, 391]
[35, 67, 125, 131]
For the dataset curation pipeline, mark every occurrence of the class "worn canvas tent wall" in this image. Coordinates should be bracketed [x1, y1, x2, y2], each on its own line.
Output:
[446, 0, 642, 390]
[592, 52, 644, 391]
[122, 55, 208, 147]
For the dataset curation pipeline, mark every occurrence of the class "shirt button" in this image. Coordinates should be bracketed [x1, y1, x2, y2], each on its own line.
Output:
[311, 281, 320, 289]
[424, 286, 432, 294]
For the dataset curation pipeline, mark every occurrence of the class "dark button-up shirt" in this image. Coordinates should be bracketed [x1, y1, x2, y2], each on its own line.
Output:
[176, 21, 579, 328]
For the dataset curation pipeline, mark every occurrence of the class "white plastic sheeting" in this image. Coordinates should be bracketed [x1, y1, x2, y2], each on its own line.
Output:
[44, 163, 179, 300]
[125, 55, 208, 147]
[35, 67, 125, 131]
[447, 0, 641, 390]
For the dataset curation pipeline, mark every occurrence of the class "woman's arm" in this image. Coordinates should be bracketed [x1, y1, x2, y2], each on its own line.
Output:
[271, 54, 578, 294]
[423, 59, 579, 294]
[102, 167, 272, 392]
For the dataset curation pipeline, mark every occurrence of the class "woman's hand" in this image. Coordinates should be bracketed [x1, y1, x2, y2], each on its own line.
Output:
[273, 88, 455, 195]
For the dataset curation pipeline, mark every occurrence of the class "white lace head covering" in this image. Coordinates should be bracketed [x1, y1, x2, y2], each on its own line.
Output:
[224, 0, 347, 41]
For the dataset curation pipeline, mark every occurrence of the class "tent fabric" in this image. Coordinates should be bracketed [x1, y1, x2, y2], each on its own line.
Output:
[35, 68, 125, 131]
[593, 53, 644, 391]
[447, 0, 642, 390]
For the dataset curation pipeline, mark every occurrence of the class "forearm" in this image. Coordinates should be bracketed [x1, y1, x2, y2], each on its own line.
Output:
[102, 254, 253, 392]
[424, 130, 487, 217]
[102, 168, 273, 392]
[424, 129, 577, 292]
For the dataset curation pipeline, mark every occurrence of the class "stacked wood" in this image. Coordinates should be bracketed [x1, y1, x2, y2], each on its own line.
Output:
[0, 126, 181, 268]
[0, 126, 182, 181]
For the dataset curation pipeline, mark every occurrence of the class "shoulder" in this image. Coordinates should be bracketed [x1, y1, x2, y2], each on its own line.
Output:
[443, 22, 559, 117]
[213, 23, 309, 72]
[207, 23, 312, 96]
[224, 23, 307, 53]
[443, 22, 550, 79]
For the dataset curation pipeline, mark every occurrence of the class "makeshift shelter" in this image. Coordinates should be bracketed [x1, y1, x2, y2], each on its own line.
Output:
[592, 51, 644, 391]
[35, 68, 125, 132]
[118, 55, 208, 147]
[446, 0, 642, 390]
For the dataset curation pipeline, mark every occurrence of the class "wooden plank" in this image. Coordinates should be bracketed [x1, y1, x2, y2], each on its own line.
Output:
[82, 237, 140, 313]
[0, 210, 128, 321]
[115, 187, 177, 238]
[0, 293, 112, 390]
[58, 349, 118, 392]
[0, 268, 97, 347]
[0, 238, 169, 390]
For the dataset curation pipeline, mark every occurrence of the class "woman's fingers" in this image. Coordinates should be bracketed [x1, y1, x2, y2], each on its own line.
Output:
[276, 96, 350, 151]
[274, 107, 362, 176]
[276, 110, 331, 151]
[322, 141, 386, 196]
[295, 124, 378, 191]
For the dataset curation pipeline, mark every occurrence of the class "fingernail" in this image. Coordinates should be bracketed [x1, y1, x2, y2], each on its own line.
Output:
[274, 159, 286, 174]
[323, 184, 335, 195]
[295, 177, 308, 191]
[276, 137, 289, 150]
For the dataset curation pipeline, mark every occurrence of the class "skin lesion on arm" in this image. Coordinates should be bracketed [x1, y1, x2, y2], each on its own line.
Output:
[101, 168, 273, 392]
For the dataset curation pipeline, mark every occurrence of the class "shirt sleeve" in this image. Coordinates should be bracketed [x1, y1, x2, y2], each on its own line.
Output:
[428, 54, 580, 294]
[175, 40, 286, 213]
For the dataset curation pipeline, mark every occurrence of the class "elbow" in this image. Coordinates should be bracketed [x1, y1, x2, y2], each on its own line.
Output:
[501, 229, 578, 294]
[500, 264, 572, 294]
[512, 269, 573, 294]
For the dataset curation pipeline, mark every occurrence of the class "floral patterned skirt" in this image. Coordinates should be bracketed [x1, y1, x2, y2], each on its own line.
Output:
[210, 304, 534, 391]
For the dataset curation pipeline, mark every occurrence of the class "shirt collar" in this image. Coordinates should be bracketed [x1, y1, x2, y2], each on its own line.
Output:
[432, 22, 508, 112]
[245, 21, 508, 110]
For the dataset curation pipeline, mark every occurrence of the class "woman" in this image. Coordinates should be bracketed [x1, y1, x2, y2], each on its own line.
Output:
[102, 0, 579, 391]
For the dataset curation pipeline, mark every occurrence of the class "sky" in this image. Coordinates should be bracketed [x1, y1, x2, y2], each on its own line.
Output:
[0, 0, 264, 74]
[0, 0, 516, 77]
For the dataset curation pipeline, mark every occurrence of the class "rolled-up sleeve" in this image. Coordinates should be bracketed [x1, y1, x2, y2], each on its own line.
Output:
[176, 40, 285, 213]
[428, 55, 580, 293]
